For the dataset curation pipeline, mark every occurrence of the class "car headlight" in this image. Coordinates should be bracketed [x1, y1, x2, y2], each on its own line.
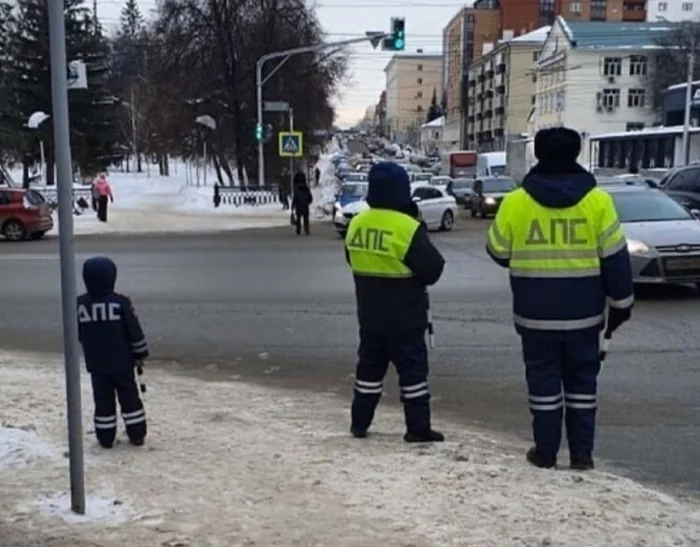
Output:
[627, 239, 650, 254]
[484, 196, 496, 205]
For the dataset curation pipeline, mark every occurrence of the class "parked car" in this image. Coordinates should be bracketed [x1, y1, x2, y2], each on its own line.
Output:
[410, 172, 433, 184]
[597, 175, 660, 188]
[429, 176, 452, 187]
[607, 185, 700, 286]
[470, 176, 517, 218]
[0, 187, 53, 241]
[661, 164, 700, 210]
[333, 185, 456, 236]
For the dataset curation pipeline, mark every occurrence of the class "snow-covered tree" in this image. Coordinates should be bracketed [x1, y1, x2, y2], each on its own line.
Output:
[120, 0, 143, 40]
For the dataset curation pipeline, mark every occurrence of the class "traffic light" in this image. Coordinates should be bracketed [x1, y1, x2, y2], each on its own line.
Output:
[255, 123, 263, 142]
[382, 18, 405, 51]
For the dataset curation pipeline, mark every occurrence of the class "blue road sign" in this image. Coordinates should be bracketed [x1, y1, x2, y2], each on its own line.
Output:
[278, 131, 303, 158]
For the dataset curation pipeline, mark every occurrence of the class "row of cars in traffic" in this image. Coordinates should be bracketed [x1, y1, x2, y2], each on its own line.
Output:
[330, 148, 700, 287]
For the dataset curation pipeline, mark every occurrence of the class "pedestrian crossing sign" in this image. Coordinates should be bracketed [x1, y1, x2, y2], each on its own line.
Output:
[278, 131, 303, 158]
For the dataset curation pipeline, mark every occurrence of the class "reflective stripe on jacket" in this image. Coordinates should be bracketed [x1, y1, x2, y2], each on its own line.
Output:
[487, 187, 633, 337]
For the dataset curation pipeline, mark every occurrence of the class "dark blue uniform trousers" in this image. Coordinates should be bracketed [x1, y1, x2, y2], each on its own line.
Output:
[522, 333, 601, 464]
[351, 328, 431, 434]
[91, 372, 147, 447]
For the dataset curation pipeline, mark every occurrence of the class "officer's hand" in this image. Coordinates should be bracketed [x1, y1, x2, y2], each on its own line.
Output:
[606, 307, 631, 335]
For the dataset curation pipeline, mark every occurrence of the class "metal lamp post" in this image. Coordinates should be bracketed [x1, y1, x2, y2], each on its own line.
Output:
[27, 111, 50, 185]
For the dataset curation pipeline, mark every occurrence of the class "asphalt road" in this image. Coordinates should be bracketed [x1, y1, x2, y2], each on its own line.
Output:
[1, 217, 700, 501]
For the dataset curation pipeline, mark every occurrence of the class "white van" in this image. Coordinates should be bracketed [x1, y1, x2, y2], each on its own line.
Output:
[477, 152, 506, 177]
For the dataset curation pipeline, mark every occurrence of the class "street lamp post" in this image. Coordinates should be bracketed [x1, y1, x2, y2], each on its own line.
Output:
[27, 111, 50, 185]
[255, 32, 387, 187]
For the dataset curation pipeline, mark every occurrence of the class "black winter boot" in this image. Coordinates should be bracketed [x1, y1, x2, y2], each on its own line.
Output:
[526, 446, 556, 469]
[403, 429, 445, 443]
[570, 454, 594, 471]
[350, 427, 368, 439]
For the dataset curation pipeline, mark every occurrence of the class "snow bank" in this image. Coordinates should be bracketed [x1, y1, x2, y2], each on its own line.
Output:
[2, 352, 699, 546]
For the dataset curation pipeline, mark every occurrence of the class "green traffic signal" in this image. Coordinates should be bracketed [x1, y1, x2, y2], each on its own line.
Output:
[255, 123, 263, 141]
[392, 18, 405, 51]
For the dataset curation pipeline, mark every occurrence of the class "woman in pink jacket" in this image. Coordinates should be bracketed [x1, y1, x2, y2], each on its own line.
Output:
[92, 173, 114, 223]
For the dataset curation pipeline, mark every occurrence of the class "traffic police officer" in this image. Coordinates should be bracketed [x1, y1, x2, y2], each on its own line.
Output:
[486, 127, 634, 470]
[344, 161, 446, 442]
[78, 256, 150, 448]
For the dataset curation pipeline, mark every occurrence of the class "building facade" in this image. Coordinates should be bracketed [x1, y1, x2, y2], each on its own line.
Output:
[466, 26, 549, 151]
[441, 0, 648, 150]
[646, 0, 699, 22]
[533, 17, 671, 165]
[384, 53, 443, 144]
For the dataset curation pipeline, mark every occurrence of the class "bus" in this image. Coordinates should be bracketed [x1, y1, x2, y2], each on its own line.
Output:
[441, 150, 477, 178]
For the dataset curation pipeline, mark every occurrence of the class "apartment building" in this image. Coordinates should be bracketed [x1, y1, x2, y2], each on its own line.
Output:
[384, 53, 443, 144]
[533, 16, 671, 165]
[466, 26, 549, 151]
[441, 0, 647, 149]
[647, 0, 699, 22]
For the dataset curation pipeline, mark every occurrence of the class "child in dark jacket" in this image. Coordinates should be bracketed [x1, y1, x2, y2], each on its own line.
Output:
[77, 256, 149, 448]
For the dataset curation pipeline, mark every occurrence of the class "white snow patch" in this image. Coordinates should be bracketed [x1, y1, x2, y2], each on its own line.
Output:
[0, 426, 57, 469]
[1, 351, 699, 546]
[33, 491, 133, 525]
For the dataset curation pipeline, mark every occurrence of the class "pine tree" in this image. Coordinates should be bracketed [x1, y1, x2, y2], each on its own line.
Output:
[426, 87, 442, 123]
[0, 1, 17, 163]
[119, 0, 143, 40]
[9, 0, 120, 184]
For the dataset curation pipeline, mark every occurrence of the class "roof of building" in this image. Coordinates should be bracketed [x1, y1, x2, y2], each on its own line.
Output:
[421, 116, 444, 129]
[558, 16, 674, 49]
[384, 52, 442, 72]
[511, 26, 550, 43]
[589, 125, 700, 140]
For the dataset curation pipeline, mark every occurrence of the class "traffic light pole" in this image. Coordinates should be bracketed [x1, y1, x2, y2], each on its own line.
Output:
[256, 33, 387, 187]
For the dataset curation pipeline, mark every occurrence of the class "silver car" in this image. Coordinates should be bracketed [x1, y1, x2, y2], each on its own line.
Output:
[608, 186, 700, 285]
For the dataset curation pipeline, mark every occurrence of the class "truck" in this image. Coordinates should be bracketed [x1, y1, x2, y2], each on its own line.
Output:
[441, 150, 477, 178]
[505, 136, 536, 184]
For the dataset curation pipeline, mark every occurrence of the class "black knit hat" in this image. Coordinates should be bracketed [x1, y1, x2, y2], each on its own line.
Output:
[534, 127, 581, 167]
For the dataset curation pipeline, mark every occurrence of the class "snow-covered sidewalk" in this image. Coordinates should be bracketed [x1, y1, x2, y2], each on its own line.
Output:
[38, 158, 337, 236]
[1, 352, 699, 546]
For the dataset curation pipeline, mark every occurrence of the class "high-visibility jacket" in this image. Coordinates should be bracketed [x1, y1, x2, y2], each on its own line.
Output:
[345, 208, 444, 332]
[487, 187, 634, 337]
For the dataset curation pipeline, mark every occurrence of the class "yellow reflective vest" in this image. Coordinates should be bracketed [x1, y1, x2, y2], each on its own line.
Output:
[345, 208, 420, 278]
[486, 187, 628, 334]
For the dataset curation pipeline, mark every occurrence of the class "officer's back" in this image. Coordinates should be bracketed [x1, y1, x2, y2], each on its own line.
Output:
[77, 257, 142, 374]
[345, 162, 444, 332]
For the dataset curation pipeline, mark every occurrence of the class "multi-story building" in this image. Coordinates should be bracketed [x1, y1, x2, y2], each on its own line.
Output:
[533, 16, 671, 165]
[375, 91, 387, 136]
[647, 0, 699, 22]
[441, 0, 648, 149]
[466, 26, 549, 151]
[384, 52, 443, 144]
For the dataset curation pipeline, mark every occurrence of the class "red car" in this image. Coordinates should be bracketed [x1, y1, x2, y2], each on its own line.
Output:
[0, 187, 53, 241]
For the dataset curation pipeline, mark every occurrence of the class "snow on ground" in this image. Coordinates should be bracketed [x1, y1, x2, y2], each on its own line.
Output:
[1, 352, 699, 546]
[10, 158, 338, 236]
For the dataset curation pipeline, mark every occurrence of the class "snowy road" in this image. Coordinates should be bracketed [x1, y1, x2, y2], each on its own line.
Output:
[0, 221, 699, 500]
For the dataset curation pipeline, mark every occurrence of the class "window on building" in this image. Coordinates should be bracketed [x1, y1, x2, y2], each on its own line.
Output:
[600, 88, 621, 108]
[626, 122, 644, 131]
[603, 57, 622, 77]
[569, 1, 581, 12]
[416, 91, 423, 99]
[416, 105, 423, 112]
[628, 88, 646, 107]
[556, 90, 566, 111]
[629, 55, 647, 76]
[531, 94, 536, 105]
[657, 1, 667, 10]
[682, 2, 693, 11]
[590, 0, 606, 20]
[417, 64, 423, 71]
[417, 77, 423, 84]
[539, 0, 556, 26]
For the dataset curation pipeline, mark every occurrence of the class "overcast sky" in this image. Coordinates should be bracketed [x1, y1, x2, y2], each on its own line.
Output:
[98, 0, 467, 128]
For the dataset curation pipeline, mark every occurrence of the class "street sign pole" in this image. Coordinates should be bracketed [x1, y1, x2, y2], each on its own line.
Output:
[289, 108, 294, 201]
[256, 31, 387, 187]
[48, 0, 85, 515]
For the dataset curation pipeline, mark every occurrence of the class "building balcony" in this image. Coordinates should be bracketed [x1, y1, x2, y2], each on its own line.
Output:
[486, 69, 494, 78]
[496, 63, 506, 74]
[496, 85, 506, 95]
[494, 128, 504, 137]
[469, 79, 476, 87]
[476, 112, 483, 120]
[495, 106, 505, 116]
[468, 115, 475, 122]
[478, 74, 485, 82]
[486, 90, 494, 99]
[484, 109, 493, 118]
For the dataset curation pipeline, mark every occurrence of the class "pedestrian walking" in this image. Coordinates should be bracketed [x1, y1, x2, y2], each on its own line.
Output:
[92, 172, 113, 222]
[344, 162, 445, 443]
[279, 167, 290, 210]
[77, 256, 150, 448]
[291, 171, 313, 235]
[314, 165, 321, 187]
[485, 127, 634, 470]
